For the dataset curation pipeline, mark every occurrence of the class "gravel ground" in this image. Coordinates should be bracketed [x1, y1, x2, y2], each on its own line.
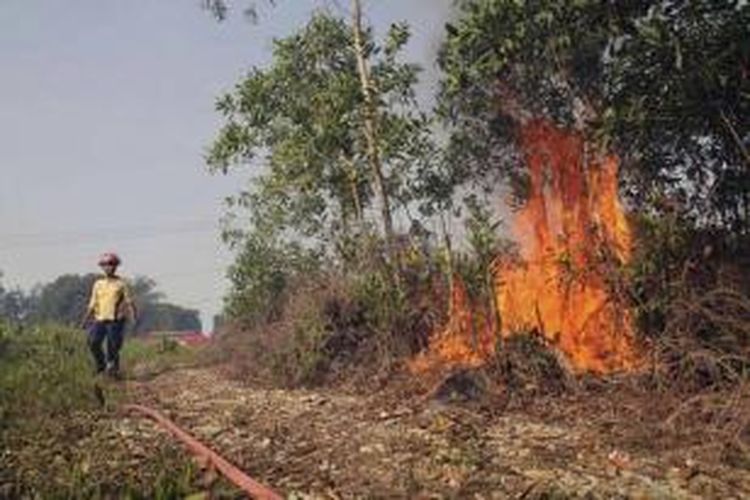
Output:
[116, 367, 750, 499]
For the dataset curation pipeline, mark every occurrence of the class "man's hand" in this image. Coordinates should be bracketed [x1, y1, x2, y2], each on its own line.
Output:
[80, 309, 93, 330]
[130, 306, 139, 328]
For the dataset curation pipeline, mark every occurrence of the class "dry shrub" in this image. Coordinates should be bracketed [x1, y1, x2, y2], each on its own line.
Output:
[660, 383, 750, 464]
[644, 266, 750, 462]
[411, 330, 576, 409]
[653, 279, 750, 391]
[216, 278, 343, 386]
[216, 266, 446, 389]
[488, 333, 575, 399]
[427, 368, 491, 404]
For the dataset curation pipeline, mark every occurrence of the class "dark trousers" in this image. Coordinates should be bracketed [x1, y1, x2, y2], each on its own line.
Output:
[88, 320, 125, 373]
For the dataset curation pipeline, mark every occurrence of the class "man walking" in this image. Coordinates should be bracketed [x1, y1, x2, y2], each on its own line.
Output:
[82, 252, 138, 377]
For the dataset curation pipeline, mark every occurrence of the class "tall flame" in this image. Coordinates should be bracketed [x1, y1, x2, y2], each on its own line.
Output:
[496, 120, 637, 373]
[413, 119, 639, 374]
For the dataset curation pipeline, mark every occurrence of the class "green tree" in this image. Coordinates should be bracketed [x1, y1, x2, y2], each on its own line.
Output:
[137, 303, 202, 332]
[0, 272, 33, 323]
[439, 0, 749, 232]
[223, 230, 320, 325]
[206, 10, 430, 254]
[202, 0, 276, 23]
[462, 194, 513, 343]
[607, 0, 750, 232]
[206, 0, 437, 246]
[207, 13, 371, 241]
[32, 274, 98, 326]
[350, 0, 394, 245]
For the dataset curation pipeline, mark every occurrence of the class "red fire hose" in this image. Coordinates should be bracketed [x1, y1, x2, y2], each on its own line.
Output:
[123, 404, 282, 500]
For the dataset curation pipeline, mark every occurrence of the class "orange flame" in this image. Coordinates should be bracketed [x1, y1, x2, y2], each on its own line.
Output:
[496, 120, 638, 372]
[412, 119, 639, 374]
[409, 276, 491, 373]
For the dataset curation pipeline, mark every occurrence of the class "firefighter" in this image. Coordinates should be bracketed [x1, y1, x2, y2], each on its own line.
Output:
[81, 252, 138, 377]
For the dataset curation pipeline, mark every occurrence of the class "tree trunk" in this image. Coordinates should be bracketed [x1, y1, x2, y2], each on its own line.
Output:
[719, 108, 750, 172]
[350, 0, 395, 247]
[439, 210, 455, 296]
[340, 154, 363, 222]
[487, 264, 503, 342]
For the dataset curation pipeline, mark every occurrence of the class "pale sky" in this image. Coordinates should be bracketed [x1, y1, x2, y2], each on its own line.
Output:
[0, 0, 453, 328]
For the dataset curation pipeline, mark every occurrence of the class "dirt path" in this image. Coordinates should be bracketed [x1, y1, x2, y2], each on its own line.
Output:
[122, 367, 750, 499]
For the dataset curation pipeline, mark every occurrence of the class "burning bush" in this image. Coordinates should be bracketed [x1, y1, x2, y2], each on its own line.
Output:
[414, 118, 641, 376]
[488, 333, 574, 397]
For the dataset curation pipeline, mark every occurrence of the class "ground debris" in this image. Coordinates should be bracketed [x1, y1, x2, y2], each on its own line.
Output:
[121, 367, 750, 499]
[5, 365, 749, 497]
[0, 407, 206, 497]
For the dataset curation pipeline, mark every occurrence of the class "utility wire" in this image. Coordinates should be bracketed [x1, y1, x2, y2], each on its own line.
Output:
[1, 218, 217, 239]
[149, 268, 228, 280]
[0, 221, 221, 250]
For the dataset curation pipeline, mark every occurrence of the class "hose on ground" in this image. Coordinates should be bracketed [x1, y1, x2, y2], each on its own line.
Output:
[124, 404, 282, 500]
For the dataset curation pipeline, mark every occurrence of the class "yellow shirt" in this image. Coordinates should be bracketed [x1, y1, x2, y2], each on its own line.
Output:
[88, 276, 133, 321]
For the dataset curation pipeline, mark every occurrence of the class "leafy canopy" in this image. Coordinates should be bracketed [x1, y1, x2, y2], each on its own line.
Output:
[207, 12, 432, 245]
[439, 0, 749, 230]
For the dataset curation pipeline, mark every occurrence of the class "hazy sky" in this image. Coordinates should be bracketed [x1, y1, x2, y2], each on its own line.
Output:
[0, 0, 453, 328]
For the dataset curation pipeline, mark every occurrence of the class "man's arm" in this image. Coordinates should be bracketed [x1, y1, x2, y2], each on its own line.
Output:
[80, 308, 93, 328]
[123, 283, 138, 324]
[129, 301, 138, 324]
[81, 281, 98, 328]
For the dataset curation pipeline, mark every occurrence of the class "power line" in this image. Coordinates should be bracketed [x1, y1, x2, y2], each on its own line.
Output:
[150, 267, 228, 280]
[1, 218, 217, 239]
[0, 221, 222, 250]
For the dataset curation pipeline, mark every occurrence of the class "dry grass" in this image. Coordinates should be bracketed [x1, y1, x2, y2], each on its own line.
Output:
[215, 267, 447, 391]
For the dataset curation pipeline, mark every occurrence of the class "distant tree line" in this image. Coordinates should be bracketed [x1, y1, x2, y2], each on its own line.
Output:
[0, 271, 201, 333]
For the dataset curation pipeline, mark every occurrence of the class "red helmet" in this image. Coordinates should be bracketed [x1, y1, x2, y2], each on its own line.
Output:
[98, 252, 121, 266]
